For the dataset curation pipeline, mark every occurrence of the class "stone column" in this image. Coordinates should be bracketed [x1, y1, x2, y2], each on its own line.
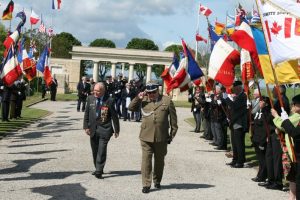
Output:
[128, 63, 134, 81]
[93, 61, 99, 82]
[121, 63, 125, 76]
[146, 64, 152, 83]
[111, 62, 116, 79]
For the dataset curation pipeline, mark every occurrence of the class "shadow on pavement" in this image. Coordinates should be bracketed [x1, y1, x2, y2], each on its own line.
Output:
[31, 183, 96, 200]
[1, 171, 88, 181]
[8, 143, 54, 148]
[104, 170, 140, 178]
[0, 158, 55, 174]
[157, 183, 214, 190]
[8, 149, 71, 155]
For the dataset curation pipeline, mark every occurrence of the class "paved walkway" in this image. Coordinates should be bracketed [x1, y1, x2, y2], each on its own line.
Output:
[0, 101, 288, 200]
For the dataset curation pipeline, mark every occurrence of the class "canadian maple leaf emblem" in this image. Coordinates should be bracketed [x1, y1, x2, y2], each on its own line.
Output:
[270, 21, 282, 36]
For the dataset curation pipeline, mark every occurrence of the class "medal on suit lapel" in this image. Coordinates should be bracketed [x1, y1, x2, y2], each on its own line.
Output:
[100, 105, 109, 122]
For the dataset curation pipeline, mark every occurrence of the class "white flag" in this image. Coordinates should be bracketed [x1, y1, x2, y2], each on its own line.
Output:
[257, 0, 300, 64]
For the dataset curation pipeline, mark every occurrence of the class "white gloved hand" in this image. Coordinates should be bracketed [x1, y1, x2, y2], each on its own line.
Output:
[258, 146, 265, 150]
[205, 98, 212, 102]
[247, 99, 251, 106]
[228, 94, 233, 101]
[217, 100, 221, 105]
[280, 108, 289, 120]
[18, 92, 21, 95]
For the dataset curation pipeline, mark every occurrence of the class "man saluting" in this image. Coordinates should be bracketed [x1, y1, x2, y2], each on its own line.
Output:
[128, 81, 178, 193]
[83, 82, 120, 179]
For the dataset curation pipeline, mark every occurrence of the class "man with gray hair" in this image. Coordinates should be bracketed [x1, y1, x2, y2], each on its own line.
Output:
[83, 82, 120, 179]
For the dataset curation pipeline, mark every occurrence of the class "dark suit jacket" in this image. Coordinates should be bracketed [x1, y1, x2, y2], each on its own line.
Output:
[77, 81, 91, 99]
[83, 94, 120, 138]
[225, 92, 248, 131]
[282, 119, 300, 162]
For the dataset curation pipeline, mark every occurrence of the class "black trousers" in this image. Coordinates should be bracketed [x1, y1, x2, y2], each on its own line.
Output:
[296, 162, 300, 199]
[232, 128, 246, 165]
[50, 90, 56, 101]
[254, 145, 267, 180]
[77, 98, 86, 111]
[115, 98, 122, 117]
[90, 131, 111, 173]
[193, 111, 201, 132]
[265, 134, 283, 185]
[2, 101, 10, 120]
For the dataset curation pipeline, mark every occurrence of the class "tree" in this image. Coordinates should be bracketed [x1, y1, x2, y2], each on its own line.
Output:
[88, 38, 116, 80]
[51, 32, 81, 58]
[164, 44, 183, 59]
[89, 38, 116, 48]
[0, 23, 8, 58]
[126, 38, 159, 81]
[126, 38, 159, 50]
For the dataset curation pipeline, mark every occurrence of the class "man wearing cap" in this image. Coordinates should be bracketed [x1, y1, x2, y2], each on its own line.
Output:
[225, 80, 248, 168]
[128, 81, 178, 194]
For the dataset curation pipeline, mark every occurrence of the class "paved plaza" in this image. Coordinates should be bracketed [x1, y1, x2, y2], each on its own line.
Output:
[0, 101, 288, 200]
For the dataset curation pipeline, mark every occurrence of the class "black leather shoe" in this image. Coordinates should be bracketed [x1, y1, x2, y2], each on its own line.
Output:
[209, 142, 218, 146]
[251, 177, 265, 182]
[95, 173, 103, 179]
[258, 181, 272, 187]
[154, 183, 161, 189]
[231, 163, 244, 168]
[200, 135, 205, 139]
[92, 171, 96, 175]
[266, 183, 283, 190]
[226, 161, 236, 166]
[142, 187, 150, 193]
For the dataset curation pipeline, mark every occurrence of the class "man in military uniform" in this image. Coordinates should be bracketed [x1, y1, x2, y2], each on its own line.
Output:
[83, 82, 120, 179]
[128, 81, 178, 194]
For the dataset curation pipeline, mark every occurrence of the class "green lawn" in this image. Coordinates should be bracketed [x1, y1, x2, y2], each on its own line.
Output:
[186, 117, 258, 166]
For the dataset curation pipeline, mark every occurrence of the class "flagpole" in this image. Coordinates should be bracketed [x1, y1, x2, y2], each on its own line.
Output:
[195, 11, 200, 62]
[255, 0, 297, 162]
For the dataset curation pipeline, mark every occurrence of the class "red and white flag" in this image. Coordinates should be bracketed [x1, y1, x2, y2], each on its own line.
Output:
[257, 0, 300, 64]
[0, 46, 22, 86]
[30, 10, 40, 25]
[208, 39, 240, 87]
[231, 22, 263, 76]
[199, 4, 212, 17]
[47, 26, 54, 37]
[240, 49, 255, 90]
[3, 30, 19, 49]
[195, 33, 207, 43]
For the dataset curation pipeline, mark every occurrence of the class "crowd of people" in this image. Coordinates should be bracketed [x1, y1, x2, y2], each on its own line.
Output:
[0, 76, 27, 121]
[189, 80, 300, 199]
[77, 74, 146, 122]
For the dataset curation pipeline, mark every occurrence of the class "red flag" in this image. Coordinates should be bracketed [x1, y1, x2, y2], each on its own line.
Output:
[195, 34, 207, 43]
[199, 4, 212, 17]
[3, 30, 19, 49]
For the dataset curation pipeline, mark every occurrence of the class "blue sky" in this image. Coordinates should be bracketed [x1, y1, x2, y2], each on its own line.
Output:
[2, 0, 255, 50]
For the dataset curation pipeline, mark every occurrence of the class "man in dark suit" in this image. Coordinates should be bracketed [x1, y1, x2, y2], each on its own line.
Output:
[225, 80, 248, 168]
[50, 78, 58, 101]
[83, 82, 120, 179]
[121, 83, 135, 121]
[2, 85, 11, 122]
[77, 76, 91, 112]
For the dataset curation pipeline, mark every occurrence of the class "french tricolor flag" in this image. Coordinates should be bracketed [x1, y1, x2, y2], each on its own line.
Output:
[0, 46, 22, 86]
[52, 0, 62, 10]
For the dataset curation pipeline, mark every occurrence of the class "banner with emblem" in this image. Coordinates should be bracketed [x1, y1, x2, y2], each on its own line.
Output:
[257, 0, 300, 64]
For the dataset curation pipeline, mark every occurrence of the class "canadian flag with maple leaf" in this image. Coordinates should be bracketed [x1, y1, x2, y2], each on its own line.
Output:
[257, 0, 300, 64]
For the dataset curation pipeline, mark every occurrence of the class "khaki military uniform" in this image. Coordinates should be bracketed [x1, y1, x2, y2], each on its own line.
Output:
[128, 95, 178, 187]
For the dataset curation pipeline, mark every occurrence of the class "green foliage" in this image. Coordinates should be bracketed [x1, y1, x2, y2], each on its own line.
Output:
[51, 32, 82, 58]
[164, 44, 183, 59]
[80, 60, 93, 78]
[0, 23, 7, 58]
[126, 38, 159, 50]
[89, 38, 116, 48]
[152, 64, 165, 79]
[23, 28, 48, 59]
[126, 38, 159, 80]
